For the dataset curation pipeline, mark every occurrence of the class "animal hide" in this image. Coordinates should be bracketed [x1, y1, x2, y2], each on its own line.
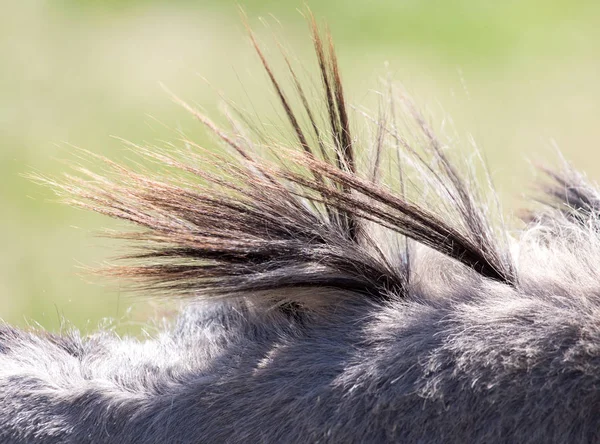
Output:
[2, 15, 599, 444]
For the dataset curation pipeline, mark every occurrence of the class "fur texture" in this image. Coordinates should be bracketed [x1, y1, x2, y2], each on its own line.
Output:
[2, 16, 600, 443]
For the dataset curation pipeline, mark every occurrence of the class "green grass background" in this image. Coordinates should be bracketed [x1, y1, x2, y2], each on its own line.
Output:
[2, 0, 599, 333]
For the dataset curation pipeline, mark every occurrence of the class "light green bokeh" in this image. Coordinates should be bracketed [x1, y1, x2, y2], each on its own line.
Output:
[2, 0, 599, 332]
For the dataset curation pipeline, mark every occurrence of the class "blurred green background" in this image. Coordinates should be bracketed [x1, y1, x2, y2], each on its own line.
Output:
[2, 0, 599, 333]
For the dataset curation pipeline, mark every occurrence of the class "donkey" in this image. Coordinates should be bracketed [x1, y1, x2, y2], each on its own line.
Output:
[2, 16, 600, 444]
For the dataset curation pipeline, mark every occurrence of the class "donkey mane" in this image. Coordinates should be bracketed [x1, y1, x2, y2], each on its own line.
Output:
[55, 16, 518, 304]
[2, 13, 600, 444]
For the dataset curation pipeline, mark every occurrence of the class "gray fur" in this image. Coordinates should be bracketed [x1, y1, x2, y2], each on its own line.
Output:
[3, 250, 600, 443]
[3, 18, 600, 444]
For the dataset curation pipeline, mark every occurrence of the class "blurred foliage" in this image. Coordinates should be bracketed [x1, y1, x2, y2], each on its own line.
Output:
[56, 0, 600, 59]
[2, 0, 599, 333]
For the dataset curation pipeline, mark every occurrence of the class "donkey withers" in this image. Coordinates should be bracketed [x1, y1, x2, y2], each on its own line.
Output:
[2, 17, 600, 444]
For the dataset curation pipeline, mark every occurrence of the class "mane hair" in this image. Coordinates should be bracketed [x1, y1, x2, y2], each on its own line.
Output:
[2, 14, 600, 444]
[50, 15, 516, 306]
